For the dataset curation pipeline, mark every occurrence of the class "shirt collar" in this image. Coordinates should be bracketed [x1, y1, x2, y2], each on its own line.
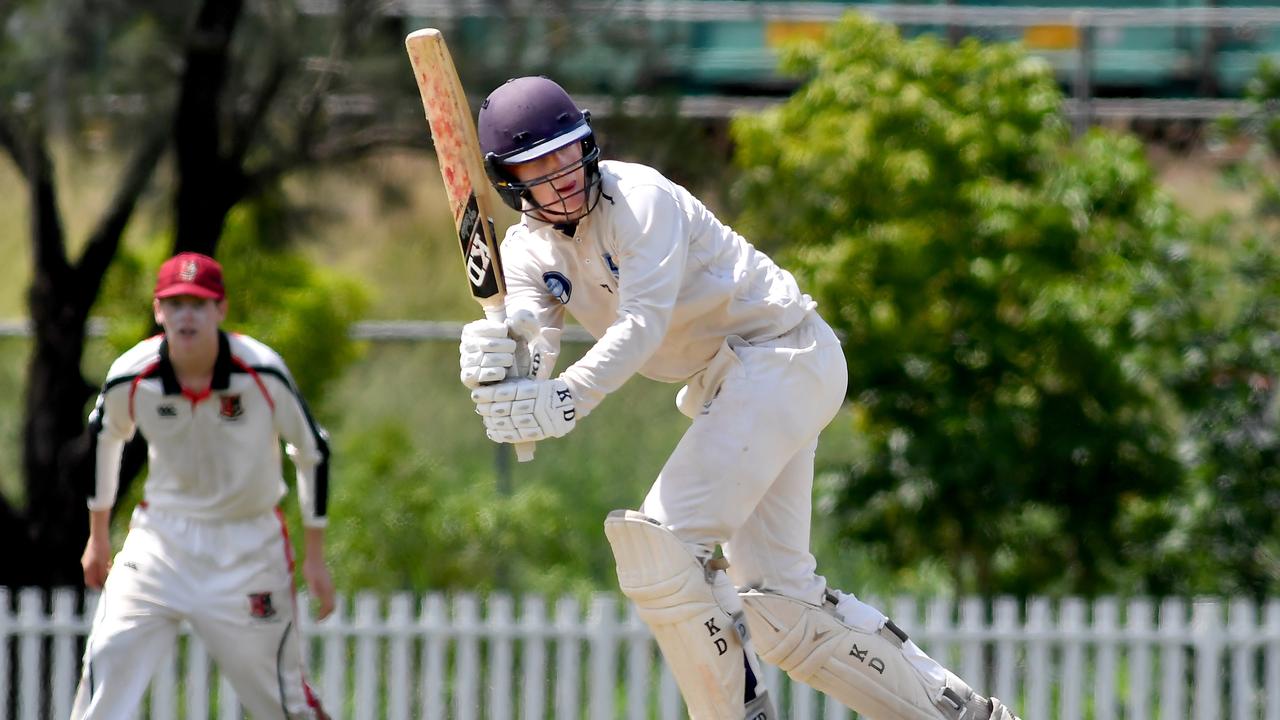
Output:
[156, 331, 233, 395]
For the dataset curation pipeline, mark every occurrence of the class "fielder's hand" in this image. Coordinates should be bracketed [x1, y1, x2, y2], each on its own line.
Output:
[472, 378, 577, 443]
[80, 533, 112, 589]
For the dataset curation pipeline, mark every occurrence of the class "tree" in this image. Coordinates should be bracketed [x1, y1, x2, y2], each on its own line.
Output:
[0, 0, 424, 588]
[730, 14, 1191, 595]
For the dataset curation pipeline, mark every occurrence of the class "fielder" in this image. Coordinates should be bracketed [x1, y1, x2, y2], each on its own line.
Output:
[73, 252, 332, 719]
[459, 76, 1022, 720]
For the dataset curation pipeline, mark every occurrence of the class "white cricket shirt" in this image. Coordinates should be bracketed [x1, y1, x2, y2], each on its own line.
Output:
[87, 332, 330, 527]
[501, 160, 814, 414]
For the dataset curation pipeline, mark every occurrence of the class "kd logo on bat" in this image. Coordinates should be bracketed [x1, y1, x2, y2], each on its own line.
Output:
[458, 194, 501, 298]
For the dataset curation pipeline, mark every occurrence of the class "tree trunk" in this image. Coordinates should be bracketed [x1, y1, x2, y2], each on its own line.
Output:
[0, 115, 166, 588]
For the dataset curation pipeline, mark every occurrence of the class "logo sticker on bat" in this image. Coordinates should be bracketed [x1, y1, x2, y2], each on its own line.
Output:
[458, 193, 501, 299]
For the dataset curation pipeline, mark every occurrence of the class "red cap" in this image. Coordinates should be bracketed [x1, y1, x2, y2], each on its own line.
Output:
[154, 252, 225, 300]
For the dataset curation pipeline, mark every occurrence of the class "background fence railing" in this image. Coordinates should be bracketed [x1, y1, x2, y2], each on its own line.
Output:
[4, 587, 1280, 719]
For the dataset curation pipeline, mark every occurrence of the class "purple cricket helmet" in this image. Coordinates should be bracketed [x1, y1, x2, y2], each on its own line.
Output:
[478, 76, 602, 219]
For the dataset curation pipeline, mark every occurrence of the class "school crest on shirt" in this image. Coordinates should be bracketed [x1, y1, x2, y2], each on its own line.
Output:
[219, 394, 243, 420]
[543, 271, 573, 304]
[248, 591, 277, 620]
[603, 253, 620, 279]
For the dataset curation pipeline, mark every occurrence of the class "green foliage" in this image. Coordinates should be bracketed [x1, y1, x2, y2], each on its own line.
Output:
[1214, 58, 1280, 221]
[318, 339, 686, 598]
[731, 14, 1191, 595]
[1125, 208, 1280, 597]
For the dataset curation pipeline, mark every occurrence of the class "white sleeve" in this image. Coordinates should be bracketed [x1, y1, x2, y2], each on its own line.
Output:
[87, 385, 136, 512]
[560, 184, 687, 415]
[502, 225, 566, 332]
[271, 371, 331, 529]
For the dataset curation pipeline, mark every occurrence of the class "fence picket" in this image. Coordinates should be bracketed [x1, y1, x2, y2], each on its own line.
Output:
[1160, 597, 1188, 718]
[386, 593, 414, 720]
[454, 594, 480, 720]
[1128, 598, 1155, 720]
[1228, 598, 1254, 720]
[1094, 597, 1119, 720]
[554, 596, 582, 719]
[354, 592, 380, 720]
[993, 596, 1018, 706]
[1192, 600, 1224, 720]
[1265, 600, 1280, 720]
[487, 593, 515, 720]
[1061, 598, 1085, 720]
[321, 594, 347, 716]
[0, 588, 10, 720]
[420, 593, 446, 720]
[50, 589, 77, 720]
[960, 597, 984, 693]
[17, 588, 41, 720]
[520, 595, 547, 720]
[8, 590, 1280, 720]
[1025, 597, 1051, 719]
[588, 594, 618, 720]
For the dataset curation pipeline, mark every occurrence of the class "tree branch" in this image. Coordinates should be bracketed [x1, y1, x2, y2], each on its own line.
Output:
[75, 126, 169, 303]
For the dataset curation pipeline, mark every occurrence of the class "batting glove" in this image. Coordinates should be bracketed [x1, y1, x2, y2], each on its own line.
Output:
[459, 319, 517, 389]
[472, 378, 577, 443]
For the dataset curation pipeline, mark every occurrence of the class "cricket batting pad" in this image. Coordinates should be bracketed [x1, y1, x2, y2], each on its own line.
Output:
[740, 589, 990, 720]
[605, 510, 776, 720]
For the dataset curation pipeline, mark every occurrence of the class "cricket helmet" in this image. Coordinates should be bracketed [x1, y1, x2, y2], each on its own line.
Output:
[478, 76, 602, 219]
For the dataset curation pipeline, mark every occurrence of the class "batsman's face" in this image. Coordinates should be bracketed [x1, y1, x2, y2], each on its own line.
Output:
[154, 296, 227, 350]
[511, 143, 588, 222]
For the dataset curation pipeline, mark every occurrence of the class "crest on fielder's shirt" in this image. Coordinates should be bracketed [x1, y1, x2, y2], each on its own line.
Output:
[248, 592, 277, 619]
[543, 271, 572, 304]
[219, 394, 243, 420]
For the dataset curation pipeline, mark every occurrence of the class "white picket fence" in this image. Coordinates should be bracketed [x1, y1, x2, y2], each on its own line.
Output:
[3, 588, 1280, 720]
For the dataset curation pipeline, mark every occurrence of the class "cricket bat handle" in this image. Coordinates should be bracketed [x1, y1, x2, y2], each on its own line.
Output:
[490, 305, 537, 463]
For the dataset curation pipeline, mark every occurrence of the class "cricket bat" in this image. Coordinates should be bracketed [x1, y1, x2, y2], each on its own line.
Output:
[405, 28, 535, 462]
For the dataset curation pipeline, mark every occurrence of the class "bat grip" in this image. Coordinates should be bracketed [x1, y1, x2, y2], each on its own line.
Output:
[488, 307, 536, 462]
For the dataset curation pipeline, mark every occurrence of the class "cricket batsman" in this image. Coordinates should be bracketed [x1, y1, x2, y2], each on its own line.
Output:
[73, 252, 332, 719]
[457, 76, 1023, 719]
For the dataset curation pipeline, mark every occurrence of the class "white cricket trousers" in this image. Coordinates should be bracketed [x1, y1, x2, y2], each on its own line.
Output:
[642, 310, 954, 695]
[642, 310, 847, 604]
[72, 506, 325, 720]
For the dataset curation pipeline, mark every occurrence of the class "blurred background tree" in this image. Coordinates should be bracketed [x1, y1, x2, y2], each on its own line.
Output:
[0, 0, 425, 587]
[0, 3, 1277, 602]
[731, 14, 1279, 597]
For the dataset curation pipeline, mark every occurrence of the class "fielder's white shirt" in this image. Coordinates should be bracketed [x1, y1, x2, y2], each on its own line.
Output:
[87, 332, 330, 528]
[501, 160, 814, 414]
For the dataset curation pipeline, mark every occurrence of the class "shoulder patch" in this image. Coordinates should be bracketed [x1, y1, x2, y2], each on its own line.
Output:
[543, 271, 573, 305]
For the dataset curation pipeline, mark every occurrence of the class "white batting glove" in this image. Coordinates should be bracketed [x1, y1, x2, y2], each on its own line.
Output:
[506, 309, 562, 381]
[472, 378, 577, 443]
[459, 319, 517, 389]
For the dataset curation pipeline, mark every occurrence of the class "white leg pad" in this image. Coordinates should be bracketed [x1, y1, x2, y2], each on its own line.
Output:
[741, 589, 985, 720]
[604, 510, 776, 720]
